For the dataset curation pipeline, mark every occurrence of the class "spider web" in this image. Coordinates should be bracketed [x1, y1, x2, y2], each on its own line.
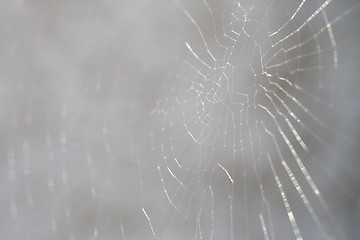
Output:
[130, 0, 360, 239]
[1, 0, 360, 240]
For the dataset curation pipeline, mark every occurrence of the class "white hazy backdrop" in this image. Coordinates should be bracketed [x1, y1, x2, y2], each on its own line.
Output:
[0, 0, 359, 240]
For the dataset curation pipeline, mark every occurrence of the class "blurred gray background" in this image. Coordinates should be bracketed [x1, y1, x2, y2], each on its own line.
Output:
[0, 0, 359, 239]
